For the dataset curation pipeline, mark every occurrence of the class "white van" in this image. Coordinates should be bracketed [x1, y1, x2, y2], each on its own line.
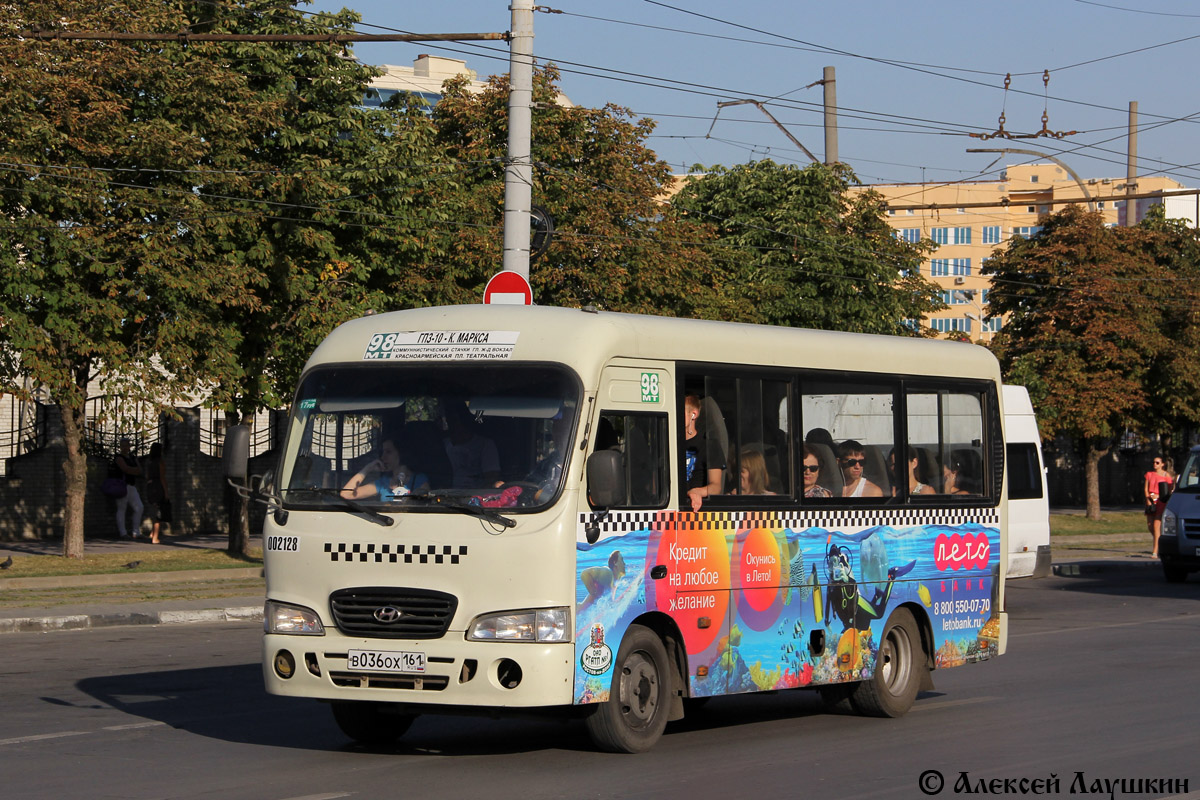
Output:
[1003, 385, 1051, 578]
[1158, 445, 1200, 582]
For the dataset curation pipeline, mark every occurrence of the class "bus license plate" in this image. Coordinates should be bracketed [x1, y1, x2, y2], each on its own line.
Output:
[347, 649, 426, 673]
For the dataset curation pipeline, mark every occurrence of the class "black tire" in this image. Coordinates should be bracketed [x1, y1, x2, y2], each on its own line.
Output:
[584, 624, 671, 753]
[1163, 562, 1189, 584]
[849, 608, 924, 717]
[330, 701, 416, 745]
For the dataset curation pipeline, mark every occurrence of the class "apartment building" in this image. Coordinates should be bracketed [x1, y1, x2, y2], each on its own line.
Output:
[364, 55, 572, 109]
[863, 165, 1191, 342]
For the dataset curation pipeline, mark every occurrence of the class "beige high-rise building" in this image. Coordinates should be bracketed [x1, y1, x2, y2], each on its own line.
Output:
[862, 165, 1192, 342]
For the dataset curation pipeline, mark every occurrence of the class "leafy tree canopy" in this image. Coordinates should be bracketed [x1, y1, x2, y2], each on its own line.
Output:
[668, 160, 943, 334]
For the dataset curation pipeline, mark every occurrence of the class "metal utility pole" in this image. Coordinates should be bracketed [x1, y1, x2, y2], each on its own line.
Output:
[823, 66, 838, 165]
[502, 0, 534, 279]
[1126, 101, 1138, 226]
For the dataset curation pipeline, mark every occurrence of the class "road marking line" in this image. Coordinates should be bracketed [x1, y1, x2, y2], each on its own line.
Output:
[0, 731, 89, 745]
[104, 721, 167, 731]
[1, 720, 167, 746]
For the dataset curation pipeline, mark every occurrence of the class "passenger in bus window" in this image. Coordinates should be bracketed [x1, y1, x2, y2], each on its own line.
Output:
[738, 447, 775, 496]
[802, 445, 832, 498]
[341, 438, 429, 501]
[943, 450, 980, 495]
[443, 402, 501, 489]
[684, 394, 725, 511]
[889, 446, 935, 496]
[838, 440, 883, 498]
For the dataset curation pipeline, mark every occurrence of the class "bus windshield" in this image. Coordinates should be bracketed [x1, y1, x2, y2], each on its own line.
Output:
[279, 363, 579, 512]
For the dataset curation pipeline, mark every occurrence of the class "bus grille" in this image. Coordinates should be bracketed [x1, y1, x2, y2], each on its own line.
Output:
[328, 587, 458, 639]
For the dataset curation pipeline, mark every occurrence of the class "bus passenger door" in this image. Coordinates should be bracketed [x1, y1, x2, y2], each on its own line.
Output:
[580, 364, 726, 698]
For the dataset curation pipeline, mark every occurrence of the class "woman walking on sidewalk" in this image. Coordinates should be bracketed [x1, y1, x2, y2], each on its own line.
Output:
[114, 438, 144, 538]
[145, 442, 170, 544]
[1144, 455, 1174, 558]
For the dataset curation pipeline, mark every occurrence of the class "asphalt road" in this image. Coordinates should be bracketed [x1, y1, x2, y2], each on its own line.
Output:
[2, 564, 1198, 800]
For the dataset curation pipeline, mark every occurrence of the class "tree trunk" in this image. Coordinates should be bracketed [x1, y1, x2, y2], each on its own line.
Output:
[226, 410, 250, 556]
[1084, 440, 1109, 522]
[60, 368, 90, 559]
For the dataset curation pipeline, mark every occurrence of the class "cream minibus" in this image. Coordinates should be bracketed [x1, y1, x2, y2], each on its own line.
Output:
[228, 304, 1009, 752]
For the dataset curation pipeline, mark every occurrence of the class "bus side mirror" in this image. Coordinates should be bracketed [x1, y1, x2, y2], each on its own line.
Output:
[223, 425, 250, 480]
[586, 449, 625, 510]
[1159, 483, 1172, 503]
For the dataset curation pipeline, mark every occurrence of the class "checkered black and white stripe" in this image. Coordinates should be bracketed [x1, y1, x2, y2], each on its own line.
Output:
[324, 542, 468, 564]
[579, 507, 999, 536]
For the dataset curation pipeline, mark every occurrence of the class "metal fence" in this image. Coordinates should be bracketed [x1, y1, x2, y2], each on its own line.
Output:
[198, 408, 277, 459]
[82, 395, 162, 460]
[0, 394, 46, 478]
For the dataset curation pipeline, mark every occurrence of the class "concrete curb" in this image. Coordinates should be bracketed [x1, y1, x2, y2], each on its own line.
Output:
[1053, 559, 1158, 576]
[0, 604, 263, 634]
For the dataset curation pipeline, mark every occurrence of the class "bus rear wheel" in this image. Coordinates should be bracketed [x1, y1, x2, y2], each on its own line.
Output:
[850, 608, 923, 717]
[584, 624, 671, 753]
[330, 700, 416, 745]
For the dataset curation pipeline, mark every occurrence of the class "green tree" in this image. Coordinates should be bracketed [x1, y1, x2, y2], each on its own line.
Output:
[0, 0, 279, 557]
[668, 160, 942, 333]
[1133, 205, 1200, 446]
[392, 67, 734, 319]
[984, 205, 1172, 519]
[171, 2, 453, 553]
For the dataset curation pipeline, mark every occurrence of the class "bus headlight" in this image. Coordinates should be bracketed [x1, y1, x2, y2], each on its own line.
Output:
[265, 600, 325, 635]
[467, 608, 569, 642]
[1162, 509, 1178, 538]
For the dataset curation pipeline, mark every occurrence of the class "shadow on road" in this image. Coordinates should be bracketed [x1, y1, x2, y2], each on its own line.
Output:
[73, 660, 880, 755]
[1041, 561, 1200, 601]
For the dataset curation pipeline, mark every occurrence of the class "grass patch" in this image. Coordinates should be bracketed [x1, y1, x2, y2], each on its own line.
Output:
[1050, 510, 1145, 537]
[0, 547, 263, 579]
[0, 578, 265, 610]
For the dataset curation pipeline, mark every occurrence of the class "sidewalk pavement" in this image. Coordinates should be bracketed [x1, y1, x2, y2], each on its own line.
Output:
[0, 525, 1162, 635]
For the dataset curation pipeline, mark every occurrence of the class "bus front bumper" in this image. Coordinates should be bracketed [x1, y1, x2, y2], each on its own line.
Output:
[262, 632, 576, 708]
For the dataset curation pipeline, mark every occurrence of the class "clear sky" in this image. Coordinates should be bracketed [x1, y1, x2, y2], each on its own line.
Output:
[300, 0, 1200, 188]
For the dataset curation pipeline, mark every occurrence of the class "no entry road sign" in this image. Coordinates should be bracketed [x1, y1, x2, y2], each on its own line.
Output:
[483, 271, 533, 305]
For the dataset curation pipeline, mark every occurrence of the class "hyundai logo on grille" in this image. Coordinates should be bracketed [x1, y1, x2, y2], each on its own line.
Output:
[373, 606, 404, 624]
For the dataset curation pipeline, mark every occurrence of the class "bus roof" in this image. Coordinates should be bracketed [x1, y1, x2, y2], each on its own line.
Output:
[307, 304, 1002, 385]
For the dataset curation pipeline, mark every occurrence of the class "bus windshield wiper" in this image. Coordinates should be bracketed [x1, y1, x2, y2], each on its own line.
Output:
[423, 495, 516, 529]
[291, 488, 394, 527]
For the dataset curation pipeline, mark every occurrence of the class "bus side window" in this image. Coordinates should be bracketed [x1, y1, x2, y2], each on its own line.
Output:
[906, 388, 986, 500]
[595, 412, 669, 509]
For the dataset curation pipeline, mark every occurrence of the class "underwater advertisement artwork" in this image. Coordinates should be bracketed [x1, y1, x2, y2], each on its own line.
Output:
[573, 509, 1001, 705]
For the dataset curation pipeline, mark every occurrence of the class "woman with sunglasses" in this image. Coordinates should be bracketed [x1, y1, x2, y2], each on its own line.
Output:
[1144, 455, 1174, 558]
[838, 440, 883, 498]
[802, 445, 832, 498]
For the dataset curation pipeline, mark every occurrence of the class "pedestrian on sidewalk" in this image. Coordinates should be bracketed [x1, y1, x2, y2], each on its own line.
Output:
[114, 438, 145, 539]
[1144, 455, 1174, 558]
[145, 442, 170, 544]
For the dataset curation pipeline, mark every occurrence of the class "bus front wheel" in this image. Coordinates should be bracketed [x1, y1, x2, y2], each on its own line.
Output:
[330, 700, 416, 745]
[850, 608, 923, 717]
[584, 624, 671, 753]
